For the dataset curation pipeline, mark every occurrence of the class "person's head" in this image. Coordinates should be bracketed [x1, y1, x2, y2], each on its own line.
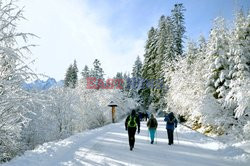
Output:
[131, 109, 136, 116]
[150, 114, 154, 118]
[169, 112, 174, 119]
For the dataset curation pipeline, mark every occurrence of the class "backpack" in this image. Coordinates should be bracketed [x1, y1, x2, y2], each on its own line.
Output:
[128, 115, 137, 128]
[167, 117, 175, 124]
[150, 118, 157, 128]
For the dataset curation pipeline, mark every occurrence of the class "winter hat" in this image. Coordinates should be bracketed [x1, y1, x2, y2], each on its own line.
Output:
[150, 114, 154, 118]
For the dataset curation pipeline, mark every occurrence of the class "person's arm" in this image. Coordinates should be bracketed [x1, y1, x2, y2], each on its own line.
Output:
[164, 115, 168, 122]
[125, 116, 129, 130]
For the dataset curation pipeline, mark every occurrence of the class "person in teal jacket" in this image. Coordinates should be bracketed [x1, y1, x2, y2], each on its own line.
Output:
[147, 114, 158, 144]
[164, 112, 178, 145]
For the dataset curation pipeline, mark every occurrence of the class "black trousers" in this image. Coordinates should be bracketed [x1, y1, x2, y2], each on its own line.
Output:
[167, 129, 174, 144]
[128, 127, 136, 148]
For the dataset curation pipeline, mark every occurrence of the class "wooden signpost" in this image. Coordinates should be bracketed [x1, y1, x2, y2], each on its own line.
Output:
[108, 101, 118, 123]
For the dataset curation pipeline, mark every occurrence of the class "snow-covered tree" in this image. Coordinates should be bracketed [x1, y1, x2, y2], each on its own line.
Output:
[140, 27, 158, 109]
[132, 56, 142, 78]
[130, 56, 142, 99]
[205, 17, 230, 100]
[165, 12, 250, 140]
[81, 65, 90, 79]
[0, 0, 36, 161]
[171, 3, 186, 57]
[90, 59, 104, 79]
[64, 60, 78, 88]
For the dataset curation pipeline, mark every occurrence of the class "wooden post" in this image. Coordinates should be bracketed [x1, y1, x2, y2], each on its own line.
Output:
[108, 101, 117, 123]
[112, 106, 116, 123]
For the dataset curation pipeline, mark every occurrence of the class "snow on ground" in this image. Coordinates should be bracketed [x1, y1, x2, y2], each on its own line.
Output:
[2, 118, 250, 166]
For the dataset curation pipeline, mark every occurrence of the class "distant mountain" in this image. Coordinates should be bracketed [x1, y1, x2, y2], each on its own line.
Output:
[23, 78, 64, 91]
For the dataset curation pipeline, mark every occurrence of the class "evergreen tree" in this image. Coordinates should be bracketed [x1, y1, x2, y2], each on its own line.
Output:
[225, 10, 250, 118]
[81, 65, 90, 79]
[186, 40, 198, 65]
[198, 35, 207, 53]
[89, 59, 104, 89]
[130, 56, 143, 99]
[123, 72, 131, 93]
[205, 17, 230, 99]
[113, 72, 124, 90]
[91, 59, 104, 80]
[64, 64, 73, 88]
[142, 27, 158, 81]
[115, 72, 123, 79]
[171, 3, 186, 57]
[155, 15, 167, 79]
[72, 60, 78, 87]
[132, 56, 142, 78]
[164, 16, 176, 65]
[140, 27, 158, 109]
[64, 60, 78, 88]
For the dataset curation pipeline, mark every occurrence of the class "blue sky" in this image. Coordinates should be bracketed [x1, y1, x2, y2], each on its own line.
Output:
[86, 0, 249, 40]
[19, 0, 249, 81]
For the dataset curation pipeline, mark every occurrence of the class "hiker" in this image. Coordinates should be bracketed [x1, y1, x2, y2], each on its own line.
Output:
[125, 110, 140, 151]
[138, 112, 143, 121]
[147, 114, 158, 144]
[145, 112, 149, 121]
[164, 112, 178, 145]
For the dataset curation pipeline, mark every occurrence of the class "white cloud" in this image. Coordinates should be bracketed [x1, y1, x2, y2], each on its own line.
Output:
[18, 0, 145, 80]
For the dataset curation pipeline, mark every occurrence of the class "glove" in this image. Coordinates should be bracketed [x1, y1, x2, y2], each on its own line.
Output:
[125, 127, 128, 131]
[137, 129, 140, 134]
[175, 125, 177, 128]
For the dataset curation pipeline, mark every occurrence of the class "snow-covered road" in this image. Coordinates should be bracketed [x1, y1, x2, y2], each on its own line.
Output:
[2, 118, 250, 166]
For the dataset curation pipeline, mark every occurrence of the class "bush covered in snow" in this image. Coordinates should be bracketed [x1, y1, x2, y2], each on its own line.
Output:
[21, 81, 136, 151]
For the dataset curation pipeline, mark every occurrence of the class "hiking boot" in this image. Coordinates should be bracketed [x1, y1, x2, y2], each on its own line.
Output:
[151, 141, 154, 144]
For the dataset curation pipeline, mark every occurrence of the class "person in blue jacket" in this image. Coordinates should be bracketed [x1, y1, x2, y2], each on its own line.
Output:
[164, 112, 178, 145]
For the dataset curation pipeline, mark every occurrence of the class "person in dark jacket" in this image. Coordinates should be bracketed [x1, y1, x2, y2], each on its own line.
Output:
[125, 110, 140, 151]
[147, 114, 158, 144]
[164, 112, 178, 145]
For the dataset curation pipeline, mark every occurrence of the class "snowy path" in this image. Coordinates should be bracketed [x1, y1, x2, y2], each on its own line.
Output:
[2, 118, 250, 166]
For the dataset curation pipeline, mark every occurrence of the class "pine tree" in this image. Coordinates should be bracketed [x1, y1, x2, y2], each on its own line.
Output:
[198, 35, 207, 53]
[65, 64, 73, 88]
[72, 60, 78, 87]
[91, 59, 104, 80]
[155, 15, 167, 80]
[171, 3, 186, 57]
[164, 16, 176, 64]
[205, 17, 230, 99]
[140, 27, 158, 109]
[130, 56, 143, 99]
[142, 27, 158, 81]
[64, 60, 78, 88]
[81, 65, 90, 79]
[225, 10, 250, 118]
[186, 40, 198, 65]
[89, 59, 104, 89]
[132, 56, 142, 78]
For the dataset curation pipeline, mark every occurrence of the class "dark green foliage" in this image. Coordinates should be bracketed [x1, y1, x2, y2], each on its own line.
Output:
[81, 65, 90, 79]
[64, 60, 78, 88]
[171, 3, 186, 57]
